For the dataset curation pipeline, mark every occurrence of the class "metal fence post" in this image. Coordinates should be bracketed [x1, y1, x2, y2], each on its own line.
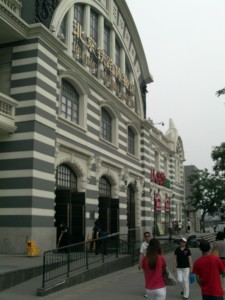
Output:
[42, 252, 46, 288]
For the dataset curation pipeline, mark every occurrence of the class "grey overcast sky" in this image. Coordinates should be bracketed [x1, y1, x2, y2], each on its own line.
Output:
[126, 0, 225, 171]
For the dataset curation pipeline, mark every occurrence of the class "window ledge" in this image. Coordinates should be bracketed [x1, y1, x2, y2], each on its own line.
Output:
[99, 137, 118, 149]
[58, 115, 87, 133]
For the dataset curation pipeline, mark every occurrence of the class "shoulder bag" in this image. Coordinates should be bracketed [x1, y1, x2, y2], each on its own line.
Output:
[162, 266, 177, 286]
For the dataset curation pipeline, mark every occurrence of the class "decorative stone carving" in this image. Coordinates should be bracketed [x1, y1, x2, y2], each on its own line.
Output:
[35, 0, 60, 28]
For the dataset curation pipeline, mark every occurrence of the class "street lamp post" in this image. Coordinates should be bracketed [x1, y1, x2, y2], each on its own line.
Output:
[169, 194, 174, 240]
[154, 191, 156, 238]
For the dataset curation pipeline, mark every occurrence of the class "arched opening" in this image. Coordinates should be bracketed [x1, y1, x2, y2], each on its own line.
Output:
[98, 176, 119, 235]
[55, 164, 85, 246]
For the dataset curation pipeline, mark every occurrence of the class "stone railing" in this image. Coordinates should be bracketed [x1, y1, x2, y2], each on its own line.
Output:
[0, 0, 22, 16]
[0, 99, 13, 117]
[0, 92, 17, 134]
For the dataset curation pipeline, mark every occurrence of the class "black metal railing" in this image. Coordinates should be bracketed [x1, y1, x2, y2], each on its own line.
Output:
[41, 232, 176, 289]
[41, 233, 132, 288]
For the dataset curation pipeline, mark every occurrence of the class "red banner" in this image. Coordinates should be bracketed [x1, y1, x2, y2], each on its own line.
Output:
[155, 194, 161, 212]
[150, 169, 166, 186]
[165, 196, 170, 213]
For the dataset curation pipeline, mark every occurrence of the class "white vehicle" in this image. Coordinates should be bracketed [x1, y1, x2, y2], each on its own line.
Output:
[216, 222, 225, 233]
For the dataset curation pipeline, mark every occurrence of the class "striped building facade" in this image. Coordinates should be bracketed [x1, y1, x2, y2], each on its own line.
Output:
[0, 0, 185, 254]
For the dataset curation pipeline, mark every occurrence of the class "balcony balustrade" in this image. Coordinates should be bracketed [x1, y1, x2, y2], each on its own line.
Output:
[0, 92, 17, 135]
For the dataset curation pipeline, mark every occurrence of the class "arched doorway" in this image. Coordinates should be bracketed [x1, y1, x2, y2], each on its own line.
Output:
[55, 164, 85, 245]
[98, 176, 119, 234]
[127, 184, 136, 243]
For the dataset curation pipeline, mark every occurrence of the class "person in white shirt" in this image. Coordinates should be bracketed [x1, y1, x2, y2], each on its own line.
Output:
[138, 231, 152, 298]
[178, 220, 182, 237]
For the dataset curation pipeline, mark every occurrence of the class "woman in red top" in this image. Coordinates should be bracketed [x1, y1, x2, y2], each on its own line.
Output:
[141, 238, 167, 300]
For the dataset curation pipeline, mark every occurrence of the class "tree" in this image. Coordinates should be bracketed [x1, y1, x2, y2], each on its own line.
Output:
[188, 169, 225, 231]
[216, 88, 225, 97]
[211, 142, 225, 176]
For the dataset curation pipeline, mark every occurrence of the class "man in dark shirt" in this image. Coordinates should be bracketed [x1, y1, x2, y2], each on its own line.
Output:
[173, 237, 193, 300]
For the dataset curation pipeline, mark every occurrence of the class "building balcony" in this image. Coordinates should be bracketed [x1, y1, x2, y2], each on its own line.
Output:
[0, 92, 17, 135]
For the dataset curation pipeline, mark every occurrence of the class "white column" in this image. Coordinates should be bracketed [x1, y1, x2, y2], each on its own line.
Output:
[98, 15, 104, 49]
[84, 5, 90, 36]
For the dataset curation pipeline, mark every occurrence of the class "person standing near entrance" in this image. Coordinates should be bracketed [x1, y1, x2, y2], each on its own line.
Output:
[173, 237, 192, 300]
[92, 219, 101, 255]
[57, 222, 69, 249]
[138, 231, 151, 298]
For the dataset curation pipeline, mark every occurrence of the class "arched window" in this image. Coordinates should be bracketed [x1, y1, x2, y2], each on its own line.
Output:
[128, 127, 135, 155]
[101, 108, 112, 142]
[90, 10, 98, 43]
[104, 24, 110, 56]
[99, 176, 111, 196]
[61, 79, 79, 124]
[56, 164, 77, 190]
[74, 4, 84, 26]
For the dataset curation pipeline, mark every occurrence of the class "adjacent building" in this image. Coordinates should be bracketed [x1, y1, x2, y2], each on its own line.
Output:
[0, 0, 185, 254]
[184, 165, 201, 232]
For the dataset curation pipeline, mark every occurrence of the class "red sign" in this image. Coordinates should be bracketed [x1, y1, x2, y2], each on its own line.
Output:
[150, 169, 166, 187]
[165, 196, 170, 213]
[155, 194, 161, 212]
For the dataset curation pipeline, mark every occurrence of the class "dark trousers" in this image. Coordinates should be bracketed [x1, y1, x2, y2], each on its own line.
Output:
[202, 295, 224, 300]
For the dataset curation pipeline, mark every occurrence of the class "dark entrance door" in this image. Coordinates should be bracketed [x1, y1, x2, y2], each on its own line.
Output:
[110, 198, 119, 234]
[71, 192, 85, 244]
[98, 197, 119, 234]
[55, 190, 85, 245]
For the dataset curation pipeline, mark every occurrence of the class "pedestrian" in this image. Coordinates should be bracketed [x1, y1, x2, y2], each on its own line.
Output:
[193, 239, 225, 300]
[141, 238, 167, 300]
[173, 237, 193, 300]
[211, 231, 225, 291]
[92, 219, 101, 255]
[174, 220, 178, 235]
[169, 219, 173, 239]
[200, 220, 204, 233]
[186, 219, 191, 234]
[213, 224, 217, 233]
[138, 231, 151, 298]
[57, 222, 69, 249]
[177, 220, 182, 237]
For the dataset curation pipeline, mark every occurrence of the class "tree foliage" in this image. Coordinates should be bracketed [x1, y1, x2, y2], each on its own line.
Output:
[216, 88, 225, 97]
[188, 169, 225, 227]
[211, 142, 225, 176]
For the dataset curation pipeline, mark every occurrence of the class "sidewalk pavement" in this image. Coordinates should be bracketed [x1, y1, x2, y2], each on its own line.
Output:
[0, 247, 205, 300]
[0, 254, 43, 275]
[0, 232, 216, 299]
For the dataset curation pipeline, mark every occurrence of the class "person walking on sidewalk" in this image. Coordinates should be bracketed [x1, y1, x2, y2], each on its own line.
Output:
[193, 239, 225, 300]
[138, 231, 151, 298]
[211, 231, 225, 291]
[141, 238, 167, 300]
[173, 237, 193, 300]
